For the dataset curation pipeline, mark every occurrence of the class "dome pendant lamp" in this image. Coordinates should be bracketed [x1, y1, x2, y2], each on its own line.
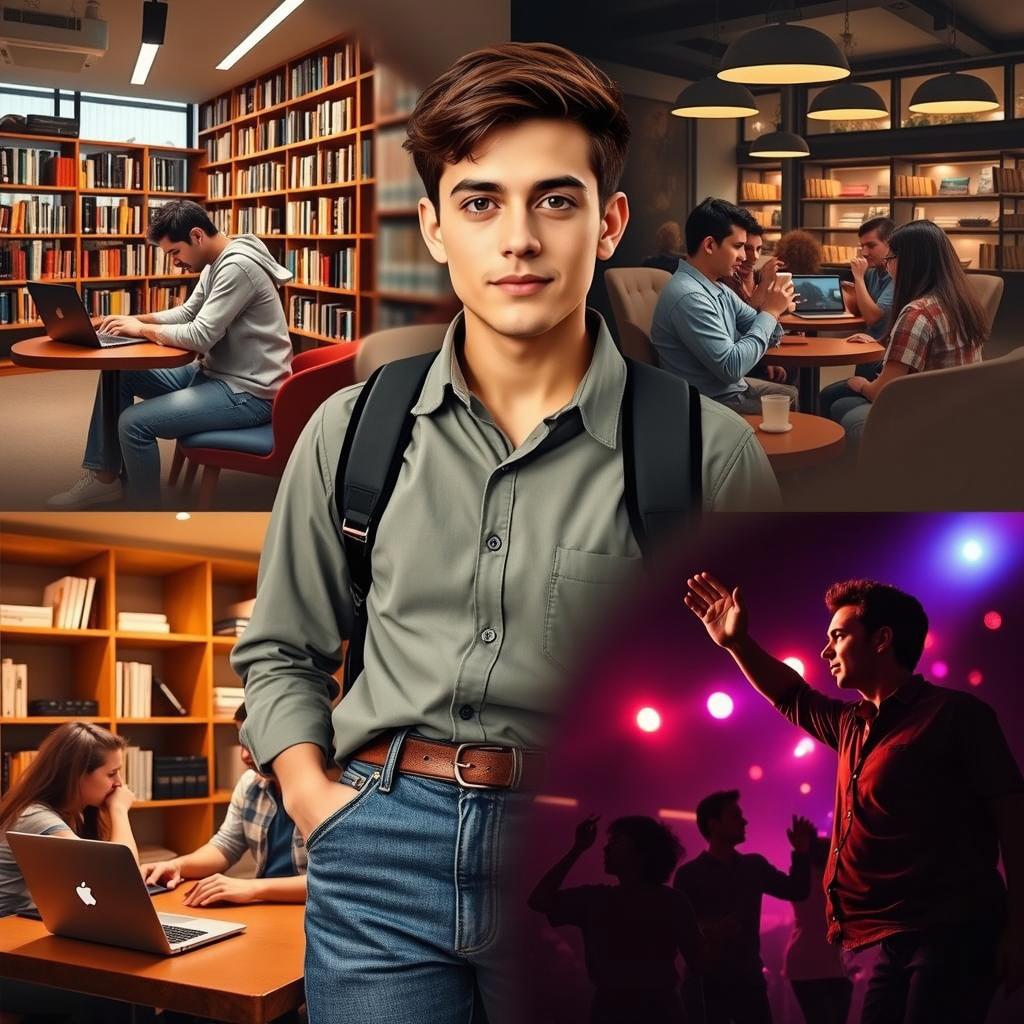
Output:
[749, 129, 810, 159]
[807, 3, 888, 121]
[719, 20, 850, 86]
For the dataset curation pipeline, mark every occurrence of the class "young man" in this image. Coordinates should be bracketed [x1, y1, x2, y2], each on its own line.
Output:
[684, 573, 1024, 1023]
[651, 198, 799, 414]
[529, 814, 701, 1023]
[673, 792, 814, 1024]
[142, 705, 306, 905]
[232, 42, 779, 1024]
[48, 200, 292, 509]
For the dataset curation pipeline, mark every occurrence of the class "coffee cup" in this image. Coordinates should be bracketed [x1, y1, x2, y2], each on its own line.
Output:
[761, 394, 791, 431]
[776, 271, 793, 285]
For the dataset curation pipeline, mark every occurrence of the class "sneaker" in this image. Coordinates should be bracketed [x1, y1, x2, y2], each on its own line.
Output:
[47, 471, 123, 509]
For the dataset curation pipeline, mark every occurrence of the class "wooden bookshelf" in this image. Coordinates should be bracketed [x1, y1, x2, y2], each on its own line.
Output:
[0, 134, 205, 375]
[0, 529, 258, 854]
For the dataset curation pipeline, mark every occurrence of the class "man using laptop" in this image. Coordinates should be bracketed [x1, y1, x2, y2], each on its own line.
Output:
[47, 200, 293, 509]
[651, 197, 799, 414]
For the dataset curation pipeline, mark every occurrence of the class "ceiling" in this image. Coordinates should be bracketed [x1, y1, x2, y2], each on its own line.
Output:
[514, 0, 1024, 85]
[2, 512, 270, 559]
[0, 0, 508, 103]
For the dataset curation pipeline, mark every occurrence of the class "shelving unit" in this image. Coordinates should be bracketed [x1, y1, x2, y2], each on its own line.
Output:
[0, 529, 258, 854]
[736, 163, 783, 250]
[0, 133, 205, 374]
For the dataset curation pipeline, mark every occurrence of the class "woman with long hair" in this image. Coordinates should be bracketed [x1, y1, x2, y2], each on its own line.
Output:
[828, 219, 987, 440]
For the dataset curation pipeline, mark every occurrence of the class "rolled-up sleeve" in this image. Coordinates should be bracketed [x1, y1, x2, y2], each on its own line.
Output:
[156, 263, 256, 354]
[231, 392, 360, 773]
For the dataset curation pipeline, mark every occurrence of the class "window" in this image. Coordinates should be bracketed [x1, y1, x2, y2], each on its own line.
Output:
[900, 66, 1005, 128]
[0, 83, 57, 119]
[805, 79, 892, 135]
[744, 92, 781, 142]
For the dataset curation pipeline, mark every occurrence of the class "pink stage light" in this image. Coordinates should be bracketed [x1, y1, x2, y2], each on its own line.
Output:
[748, 765, 764, 781]
[636, 707, 662, 733]
[984, 611, 1003, 631]
[707, 692, 734, 720]
[968, 670, 984, 687]
[931, 661, 949, 679]
[794, 738, 815, 758]
[783, 656, 806, 678]
[799, 783, 812, 795]
[924, 632, 936, 650]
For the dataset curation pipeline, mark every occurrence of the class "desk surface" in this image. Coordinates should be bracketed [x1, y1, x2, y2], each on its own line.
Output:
[0, 890, 305, 1024]
[743, 412, 845, 471]
[11, 334, 195, 370]
[778, 312, 865, 332]
[766, 335, 885, 368]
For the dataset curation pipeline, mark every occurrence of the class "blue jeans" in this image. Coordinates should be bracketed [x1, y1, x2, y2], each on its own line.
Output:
[82, 362, 272, 507]
[303, 731, 532, 1024]
[820, 360, 883, 420]
[830, 395, 872, 443]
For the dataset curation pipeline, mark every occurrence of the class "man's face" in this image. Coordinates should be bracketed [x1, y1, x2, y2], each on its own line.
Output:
[821, 605, 882, 690]
[702, 226, 747, 280]
[711, 801, 747, 846]
[859, 229, 889, 269]
[741, 234, 763, 273]
[158, 229, 209, 273]
[418, 118, 627, 342]
[603, 829, 641, 877]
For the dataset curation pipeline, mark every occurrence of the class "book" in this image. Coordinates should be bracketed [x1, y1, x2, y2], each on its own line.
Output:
[155, 678, 188, 716]
[0, 604, 53, 626]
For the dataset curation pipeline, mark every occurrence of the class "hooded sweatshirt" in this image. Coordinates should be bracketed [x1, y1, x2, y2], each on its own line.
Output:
[148, 234, 293, 399]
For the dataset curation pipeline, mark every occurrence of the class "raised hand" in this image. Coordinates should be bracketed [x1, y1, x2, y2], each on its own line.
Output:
[573, 814, 601, 852]
[787, 815, 817, 853]
[684, 572, 748, 650]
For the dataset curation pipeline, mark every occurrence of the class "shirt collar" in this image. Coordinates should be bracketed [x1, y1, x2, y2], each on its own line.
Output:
[854, 675, 927, 720]
[678, 258, 727, 301]
[410, 308, 626, 450]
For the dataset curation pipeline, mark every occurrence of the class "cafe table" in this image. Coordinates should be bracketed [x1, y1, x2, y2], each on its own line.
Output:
[764, 335, 885, 414]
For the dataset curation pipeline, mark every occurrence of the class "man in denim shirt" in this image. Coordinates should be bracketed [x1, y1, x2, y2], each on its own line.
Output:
[651, 198, 798, 414]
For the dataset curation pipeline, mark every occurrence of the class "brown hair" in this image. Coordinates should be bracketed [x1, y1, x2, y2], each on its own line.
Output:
[825, 579, 929, 671]
[775, 230, 823, 274]
[0, 722, 126, 839]
[654, 221, 682, 253]
[404, 42, 630, 213]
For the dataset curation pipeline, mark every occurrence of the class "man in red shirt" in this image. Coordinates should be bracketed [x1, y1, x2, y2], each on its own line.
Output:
[684, 573, 1024, 1024]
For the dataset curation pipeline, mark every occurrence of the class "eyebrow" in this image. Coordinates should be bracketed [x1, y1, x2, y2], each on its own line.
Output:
[449, 175, 588, 198]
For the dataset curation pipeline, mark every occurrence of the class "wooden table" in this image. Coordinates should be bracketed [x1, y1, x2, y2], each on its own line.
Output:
[0, 889, 305, 1023]
[742, 412, 845, 471]
[765, 335, 885, 414]
[10, 333, 194, 465]
[778, 312, 865, 334]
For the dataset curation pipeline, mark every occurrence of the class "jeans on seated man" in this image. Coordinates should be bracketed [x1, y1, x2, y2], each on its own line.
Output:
[47, 200, 293, 510]
[651, 197, 799, 416]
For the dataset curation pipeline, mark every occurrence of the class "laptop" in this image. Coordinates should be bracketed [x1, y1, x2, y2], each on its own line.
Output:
[27, 282, 145, 348]
[790, 274, 851, 318]
[7, 832, 246, 955]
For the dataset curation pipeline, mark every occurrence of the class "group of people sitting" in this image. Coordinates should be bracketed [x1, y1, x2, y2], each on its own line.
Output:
[642, 199, 988, 440]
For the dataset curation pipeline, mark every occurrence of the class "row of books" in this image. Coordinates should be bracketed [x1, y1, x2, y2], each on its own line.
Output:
[318, 302, 355, 341]
[0, 148, 75, 187]
[236, 119, 287, 155]
[213, 685, 245, 716]
[991, 167, 1024, 193]
[83, 287, 139, 316]
[118, 611, 170, 633]
[821, 245, 859, 263]
[379, 222, 451, 297]
[45, 575, 99, 629]
[360, 138, 372, 180]
[81, 195, 143, 235]
[285, 197, 354, 236]
[213, 617, 249, 637]
[978, 244, 1024, 269]
[741, 181, 780, 201]
[207, 169, 232, 199]
[82, 241, 146, 277]
[200, 95, 232, 131]
[290, 45, 358, 97]
[374, 64, 419, 119]
[805, 178, 845, 198]
[1, 750, 37, 792]
[205, 131, 232, 164]
[150, 246, 191, 276]
[150, 156, 190, 193]
[150, 755, 209, 799]
[236, 162, 287, 196]
[0, 195, 69, 234]
[377, 127, 423, 210]
[238, 205, 282, 235]
[285, 99, 355, 143]
[150, 283, 189, 310]
[116, 661, 154, 717]
[894, 175, 940, 197]
[210, 207, 232, 233]
[81, 152, 143, 191]
[286, 245, 354, 288]
[1, 659, 28, 717]
[1004, 213, 1024, 229]
[122, 746, 154, 801]
[0, 287, 38, 324]
[301, 144, 358, 187]
[238, 72, 286, 117]
[0, 240, 74, 280]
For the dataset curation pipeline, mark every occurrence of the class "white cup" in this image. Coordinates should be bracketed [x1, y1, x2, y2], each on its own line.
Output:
[761, 394, 791, 430]
[776, 271, 793, 285]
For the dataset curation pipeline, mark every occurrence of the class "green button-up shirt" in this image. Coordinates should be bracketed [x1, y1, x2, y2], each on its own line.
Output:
[233, 311, 779, 768]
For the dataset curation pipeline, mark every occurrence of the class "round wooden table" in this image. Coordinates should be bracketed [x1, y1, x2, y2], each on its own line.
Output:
[778, 312, 865, 333]
[742, 412, 845, 472]
[764, 335, 885, 414]
[11, 333, 195, 463]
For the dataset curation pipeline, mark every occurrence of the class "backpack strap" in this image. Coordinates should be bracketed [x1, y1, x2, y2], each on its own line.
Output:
[334, 352, 436, 691]
[621, 358, 703, 554]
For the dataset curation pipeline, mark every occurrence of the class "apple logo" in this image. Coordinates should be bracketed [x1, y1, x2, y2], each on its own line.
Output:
[55, 306, 65, 320]
[76, 881, 97, 907]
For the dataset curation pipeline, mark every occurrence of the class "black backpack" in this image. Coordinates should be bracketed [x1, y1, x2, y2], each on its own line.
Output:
[334, 352, 702, 690]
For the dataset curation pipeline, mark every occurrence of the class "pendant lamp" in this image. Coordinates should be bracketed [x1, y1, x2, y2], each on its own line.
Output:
[749, 129, 810, 159]
[807, 5, 887, 121]
[671, 77, 759, 118]
[719, 22, 849, 86]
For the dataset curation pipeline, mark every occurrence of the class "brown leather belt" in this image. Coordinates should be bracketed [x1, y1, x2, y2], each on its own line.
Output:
[350, 733, 546, 792]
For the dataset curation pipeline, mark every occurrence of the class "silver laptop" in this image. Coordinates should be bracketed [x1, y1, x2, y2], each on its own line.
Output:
[7, 832, 246, 955]
[26, 282, 144, 348]
[790, 274, 851, 318]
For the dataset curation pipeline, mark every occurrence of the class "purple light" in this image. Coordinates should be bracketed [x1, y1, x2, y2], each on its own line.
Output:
[984, 610, 1003, 631]
[794, 738, 815, 758]
[931, 661, 949, 679]
[707, 692, 734, 720]
[636, 707, 662, 733]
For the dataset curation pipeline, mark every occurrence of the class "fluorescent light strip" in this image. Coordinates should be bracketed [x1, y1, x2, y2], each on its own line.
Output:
[131, 42, 160, 86]
[216, 0, 306, 71]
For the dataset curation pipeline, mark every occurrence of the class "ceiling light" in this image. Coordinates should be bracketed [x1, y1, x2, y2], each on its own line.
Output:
[130, 1, 166, 86]
[719, 23, 850, 86]
[672, 77, 759, 118]
[808, 82, 888, 120]
[749, 129, 810, 158]
[216, 0, 306, 71]
[908, 72, 1000, 114]
[131, 42, 159, 85]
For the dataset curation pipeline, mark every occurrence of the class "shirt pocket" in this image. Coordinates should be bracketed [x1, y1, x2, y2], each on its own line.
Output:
[543, 546, 639, 672]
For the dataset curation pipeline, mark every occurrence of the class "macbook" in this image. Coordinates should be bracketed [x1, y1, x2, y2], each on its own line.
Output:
[27, 282, 145, 348]
[7, 831, 246, 955]
[790, 274, 850, 318]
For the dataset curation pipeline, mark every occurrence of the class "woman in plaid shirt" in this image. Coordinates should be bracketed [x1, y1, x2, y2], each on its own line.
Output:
[829, 219, 987, 441]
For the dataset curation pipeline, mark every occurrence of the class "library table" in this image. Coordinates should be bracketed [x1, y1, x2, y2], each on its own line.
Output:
[742, 412, 845, 472]
[764, 335, 885, 414]
[0, 887, 305, 1023]
[10, 332, 194, 467]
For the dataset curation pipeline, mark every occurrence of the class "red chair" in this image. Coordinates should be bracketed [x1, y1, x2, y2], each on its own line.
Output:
[168, 344, 359, 508]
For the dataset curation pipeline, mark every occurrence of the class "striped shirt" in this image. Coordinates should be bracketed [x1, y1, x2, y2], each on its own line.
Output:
[884, 295, 982, 373]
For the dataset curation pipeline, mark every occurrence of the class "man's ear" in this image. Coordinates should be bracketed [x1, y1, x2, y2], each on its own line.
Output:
[418, 196, 448, 265]
[873, 625, 894, 656]
[596, 192, 629, 262]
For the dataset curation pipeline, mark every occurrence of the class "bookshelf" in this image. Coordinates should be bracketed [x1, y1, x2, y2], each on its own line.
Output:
[736, 163, 783, 251]
[0, 133, 205, 375]
[0, 529, 258, 854]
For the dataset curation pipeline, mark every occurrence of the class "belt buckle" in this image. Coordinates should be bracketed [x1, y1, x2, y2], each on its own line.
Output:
[453, 743, 523, 790]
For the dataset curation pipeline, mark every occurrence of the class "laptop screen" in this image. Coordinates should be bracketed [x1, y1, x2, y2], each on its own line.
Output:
[791, 274, 845, 313]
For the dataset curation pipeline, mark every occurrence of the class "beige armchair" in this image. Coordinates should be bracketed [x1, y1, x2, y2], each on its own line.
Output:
[604, 267, 671, 366]
[355, 323, 448, 382]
